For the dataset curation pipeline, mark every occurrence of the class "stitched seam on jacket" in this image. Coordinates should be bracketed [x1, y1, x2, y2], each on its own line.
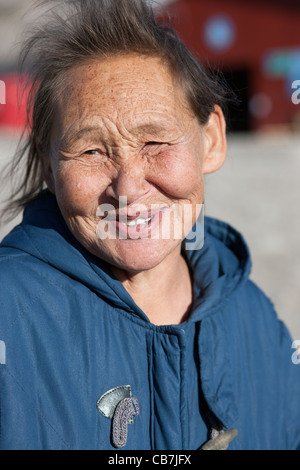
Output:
[2, 367, 71, 449]
[21, 226, 49, 262]
[147, 332, 155, 450]
[0, 253, 29, 262]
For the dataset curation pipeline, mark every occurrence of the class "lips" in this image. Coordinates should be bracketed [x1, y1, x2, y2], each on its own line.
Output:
[115, 207, 167, 239]
[116, 207, 157, 221]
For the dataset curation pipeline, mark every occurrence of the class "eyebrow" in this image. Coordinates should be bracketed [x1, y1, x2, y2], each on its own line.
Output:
[132, 122, 170, 137]
[60, 126, 103, 149]
[64, 126, 101, 142]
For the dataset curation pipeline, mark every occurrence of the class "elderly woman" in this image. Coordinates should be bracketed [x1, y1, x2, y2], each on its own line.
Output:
[0, 0, 299, 451]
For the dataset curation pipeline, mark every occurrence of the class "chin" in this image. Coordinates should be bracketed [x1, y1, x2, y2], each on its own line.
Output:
[99, 238, 181, 274]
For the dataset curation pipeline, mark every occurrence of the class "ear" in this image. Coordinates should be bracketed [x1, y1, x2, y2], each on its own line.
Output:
[202, 105, 227, 174]
[38, 144, 56, 194]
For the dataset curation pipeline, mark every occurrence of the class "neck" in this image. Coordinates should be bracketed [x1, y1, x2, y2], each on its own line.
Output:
[110, 247, 193, 325]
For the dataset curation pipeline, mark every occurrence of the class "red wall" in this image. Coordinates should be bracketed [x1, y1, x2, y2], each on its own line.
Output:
[0, 74, 28, 132]
[167, 0, 300, 130]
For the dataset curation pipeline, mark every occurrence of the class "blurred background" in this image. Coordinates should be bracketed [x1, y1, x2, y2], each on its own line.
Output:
[0, 0, 300, 337]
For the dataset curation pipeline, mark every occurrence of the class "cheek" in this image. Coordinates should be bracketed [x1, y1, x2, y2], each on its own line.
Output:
[152, 151, 203, 199]
[54, 164, 108, 214]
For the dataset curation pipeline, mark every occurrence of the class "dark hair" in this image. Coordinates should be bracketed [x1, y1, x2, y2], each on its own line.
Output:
[2, 0, 232, 221]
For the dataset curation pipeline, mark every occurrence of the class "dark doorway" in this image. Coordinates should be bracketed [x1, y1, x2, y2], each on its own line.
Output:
[221, 68, 251, 132]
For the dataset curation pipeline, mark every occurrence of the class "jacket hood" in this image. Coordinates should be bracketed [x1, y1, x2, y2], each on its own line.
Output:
[0, 190, 251, 325]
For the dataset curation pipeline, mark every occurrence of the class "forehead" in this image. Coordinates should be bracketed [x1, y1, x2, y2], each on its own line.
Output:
[58, 54, 194, 136]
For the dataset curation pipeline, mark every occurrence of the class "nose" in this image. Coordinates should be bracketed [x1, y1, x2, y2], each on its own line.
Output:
[106, 157, 150, 205]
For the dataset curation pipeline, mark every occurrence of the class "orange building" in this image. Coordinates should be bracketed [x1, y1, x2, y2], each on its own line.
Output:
[166, 0, 300, 131]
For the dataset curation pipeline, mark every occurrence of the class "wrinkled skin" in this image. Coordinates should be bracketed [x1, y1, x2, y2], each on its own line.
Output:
[43, 54, 226, 324]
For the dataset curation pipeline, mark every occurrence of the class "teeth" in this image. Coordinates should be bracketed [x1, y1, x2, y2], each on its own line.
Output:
[122, 216, 152, 226]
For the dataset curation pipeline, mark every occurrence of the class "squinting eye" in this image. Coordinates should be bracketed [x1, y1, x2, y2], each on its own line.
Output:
[143, 142, 169, 154]
[146, 141, 161, 146]
[84, 149, 100, 155]
[82, 149, 108, 161]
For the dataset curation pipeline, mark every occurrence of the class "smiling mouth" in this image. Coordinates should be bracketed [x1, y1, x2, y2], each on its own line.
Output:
[95, 204, 170, 240]
[114, 208, 167, 238]
[120, 215, 154, 227]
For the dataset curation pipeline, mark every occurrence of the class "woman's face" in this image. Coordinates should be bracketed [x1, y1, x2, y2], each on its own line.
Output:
[45, 54, 226, 272]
